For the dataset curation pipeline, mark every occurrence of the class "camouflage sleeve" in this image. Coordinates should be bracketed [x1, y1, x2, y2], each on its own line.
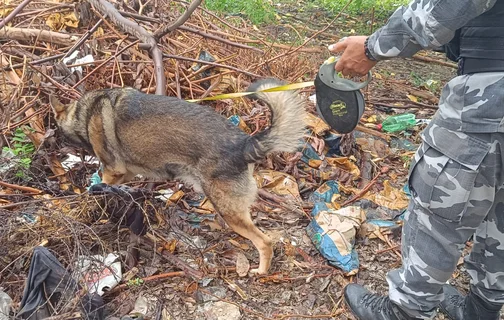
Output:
[366, 0, 497, 60]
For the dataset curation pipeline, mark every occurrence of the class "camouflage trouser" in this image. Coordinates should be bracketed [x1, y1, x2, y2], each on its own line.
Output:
[386, 73, 504, 319]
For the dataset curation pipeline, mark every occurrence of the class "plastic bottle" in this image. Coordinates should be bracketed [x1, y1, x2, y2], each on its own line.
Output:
[377, 113, 416, 133]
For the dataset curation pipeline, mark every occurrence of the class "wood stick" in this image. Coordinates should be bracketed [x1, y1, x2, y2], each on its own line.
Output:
[355, 124, 389, 141]
[412, 54, 457, 69]
[0, 26, 80, 46]
[0, 181, 42, 194]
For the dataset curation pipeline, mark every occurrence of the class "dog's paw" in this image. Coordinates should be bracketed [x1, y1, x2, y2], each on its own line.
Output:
[250, 268, 268, 275]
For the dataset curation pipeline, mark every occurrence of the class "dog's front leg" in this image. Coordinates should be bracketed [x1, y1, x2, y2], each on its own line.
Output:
[101, 166, 134, 185]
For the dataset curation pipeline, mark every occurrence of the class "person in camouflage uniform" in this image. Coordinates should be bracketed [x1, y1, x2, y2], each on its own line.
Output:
[327, 0, 504, 319]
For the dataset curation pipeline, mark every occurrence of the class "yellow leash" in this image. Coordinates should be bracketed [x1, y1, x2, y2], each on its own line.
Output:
[185, 81, 315, 102]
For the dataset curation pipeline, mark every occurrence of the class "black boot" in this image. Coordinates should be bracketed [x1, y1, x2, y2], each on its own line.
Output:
[439, 284, 502, 320]
[343, 284, 421, 320]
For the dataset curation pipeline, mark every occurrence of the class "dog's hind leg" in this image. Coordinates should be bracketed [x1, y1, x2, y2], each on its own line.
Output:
[204, 176, 273, 275]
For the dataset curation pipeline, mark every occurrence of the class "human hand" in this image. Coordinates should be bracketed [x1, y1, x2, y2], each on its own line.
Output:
[328, 36, 378, 77]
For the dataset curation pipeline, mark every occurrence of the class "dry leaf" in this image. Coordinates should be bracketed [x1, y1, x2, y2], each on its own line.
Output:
[164, 239, 177, 253]
[406, 94, 419, 102]
[325, 157, 361, 180]
[0, 3, 13, 18]
[93, 26, 104, 38]
[235, 251, 250, 277]
[223, 278, 248, 300]
[254, 170, 300, 199]
[304, 112, 330, 136]
[46, 12, 79, 31]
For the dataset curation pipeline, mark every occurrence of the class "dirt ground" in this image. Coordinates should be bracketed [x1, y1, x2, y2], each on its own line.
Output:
[2, 0, 501, 319]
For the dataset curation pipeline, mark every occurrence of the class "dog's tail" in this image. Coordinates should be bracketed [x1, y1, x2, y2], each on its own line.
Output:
[243, 79, 307, 163]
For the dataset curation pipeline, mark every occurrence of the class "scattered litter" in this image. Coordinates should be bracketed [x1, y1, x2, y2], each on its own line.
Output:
[306, 204, 366, 275]
[389, 136, 418, 151]
[15, 213, 38, 225]
[61, 153, 99, 170]
[0, 290, 12, 320]
[63, 50, 95, 74]
[378, 113, 416, 133]
[228, 115, 252, 134]
[126, 296, 149, 319]
[323, 132, 343, 157]
[16, 247, 104, 319]
[76, 253, 122, 296]
[309, 180, 340, 205]
[0, 148, 18, 174]
[154, 189, 175, 202]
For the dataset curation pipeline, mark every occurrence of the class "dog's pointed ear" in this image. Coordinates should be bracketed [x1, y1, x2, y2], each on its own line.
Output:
[49, 95, 67, 120]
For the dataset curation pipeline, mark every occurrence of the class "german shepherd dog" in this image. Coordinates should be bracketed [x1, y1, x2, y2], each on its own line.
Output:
[50, 79, 307, 274]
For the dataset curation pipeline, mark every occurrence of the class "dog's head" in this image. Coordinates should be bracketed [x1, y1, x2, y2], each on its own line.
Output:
[49, 94, 75, 123]
[49, 94, 91, 150]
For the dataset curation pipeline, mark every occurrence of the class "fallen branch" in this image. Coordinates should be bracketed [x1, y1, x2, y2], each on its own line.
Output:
[355, 124, 389, 141]
[412, 54, 457, 69]
[376, 244, 401, 254]
[0, 181, 42, 194]
[0, 26, 80, 47]
[87, 0, 166, 95]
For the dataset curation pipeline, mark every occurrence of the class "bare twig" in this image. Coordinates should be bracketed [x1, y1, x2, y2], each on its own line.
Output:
[153, 0, 202, 40]
[179, 25, 263, 52]
[163, 53, 261, 78]
[0, 0, 33, 29]
[1, 53, 66, 71]
[63, 16, 106, 59]
[341, 167, 388, 207]
[108, 271, 186, 293]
